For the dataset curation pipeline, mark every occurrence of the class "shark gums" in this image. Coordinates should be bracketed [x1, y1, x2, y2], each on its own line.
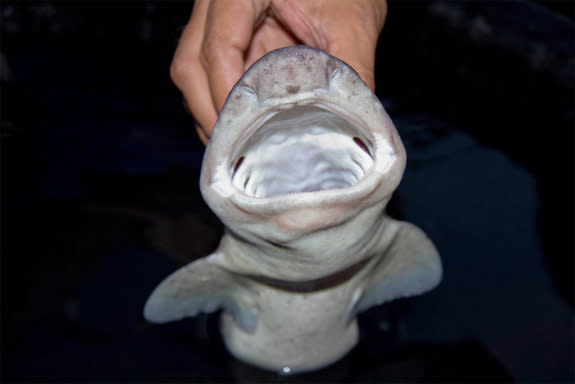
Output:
[144, 46, 442, 374]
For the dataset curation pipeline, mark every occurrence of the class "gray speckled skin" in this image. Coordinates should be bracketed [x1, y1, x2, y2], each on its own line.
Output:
[144, 46, 442, 374]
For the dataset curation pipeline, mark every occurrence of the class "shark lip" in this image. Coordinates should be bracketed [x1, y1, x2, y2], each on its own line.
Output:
[228, 101, 375, 199]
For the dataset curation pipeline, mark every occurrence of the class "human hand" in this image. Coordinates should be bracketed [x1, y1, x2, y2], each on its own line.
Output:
[170, 0, 388, 144]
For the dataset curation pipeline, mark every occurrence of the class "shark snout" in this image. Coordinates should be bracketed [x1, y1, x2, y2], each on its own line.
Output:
[237, 45, 347, 103]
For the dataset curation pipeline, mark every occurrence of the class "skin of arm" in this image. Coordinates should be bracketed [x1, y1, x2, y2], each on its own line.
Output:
[170, 0, 388, 144]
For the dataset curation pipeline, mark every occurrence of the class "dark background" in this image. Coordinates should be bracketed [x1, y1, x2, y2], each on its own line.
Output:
[1, 0, 574, 382]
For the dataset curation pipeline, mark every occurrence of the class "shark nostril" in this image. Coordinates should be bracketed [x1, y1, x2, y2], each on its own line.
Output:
[353, 137, 371, 156]
[239, 85, 256, 96]
[330, 68, 342, 82]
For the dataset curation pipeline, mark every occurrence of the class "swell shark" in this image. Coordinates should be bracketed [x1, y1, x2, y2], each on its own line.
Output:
[144, 45, 442, 374]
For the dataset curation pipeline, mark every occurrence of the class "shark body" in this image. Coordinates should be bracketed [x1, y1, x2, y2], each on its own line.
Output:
[144, 46, 442, 374]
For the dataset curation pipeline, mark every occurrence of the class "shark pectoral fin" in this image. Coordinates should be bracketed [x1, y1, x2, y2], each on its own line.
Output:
[143, 256, 259, 333]
[351, 221, 442, 315]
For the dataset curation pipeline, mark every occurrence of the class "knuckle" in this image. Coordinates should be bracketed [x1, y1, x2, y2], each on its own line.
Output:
[169, 56, 189, 84]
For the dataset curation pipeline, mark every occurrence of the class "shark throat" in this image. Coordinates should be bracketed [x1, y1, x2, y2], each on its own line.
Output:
[230, 105, 374, 198]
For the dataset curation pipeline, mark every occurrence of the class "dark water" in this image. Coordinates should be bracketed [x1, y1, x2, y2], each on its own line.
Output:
[2, 1, 573, 382]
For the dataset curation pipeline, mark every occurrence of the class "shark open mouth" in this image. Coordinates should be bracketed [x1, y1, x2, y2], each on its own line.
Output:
[231, 105, 374, 198]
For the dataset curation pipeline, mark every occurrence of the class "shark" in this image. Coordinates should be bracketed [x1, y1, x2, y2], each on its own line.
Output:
[144, 45, 442, 374]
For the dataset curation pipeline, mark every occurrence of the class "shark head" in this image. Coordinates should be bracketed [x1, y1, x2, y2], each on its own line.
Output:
[200, 46, 406, 279]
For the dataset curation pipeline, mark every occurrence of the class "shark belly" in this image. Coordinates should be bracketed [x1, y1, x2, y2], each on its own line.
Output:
[220, 280, 359, 374]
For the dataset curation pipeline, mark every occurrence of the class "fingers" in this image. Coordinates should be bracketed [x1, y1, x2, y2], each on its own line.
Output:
[202, 0, 270, 112]
[328, 1, 387, 90]
[172, 0, 387, 144]
[170, 0, 216, 142]
[271, 0, 387, 91]
[195, 123, 210, 145]
[172, 0, 271, 143]
[243, 16, 300, 69]
[327, 36, 377, 90]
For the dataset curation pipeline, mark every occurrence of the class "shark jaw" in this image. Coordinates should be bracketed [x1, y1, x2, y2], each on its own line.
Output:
[229, 103, 375, 199]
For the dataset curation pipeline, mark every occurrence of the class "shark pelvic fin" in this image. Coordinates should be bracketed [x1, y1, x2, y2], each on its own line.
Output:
[144, 255, 259, 333]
